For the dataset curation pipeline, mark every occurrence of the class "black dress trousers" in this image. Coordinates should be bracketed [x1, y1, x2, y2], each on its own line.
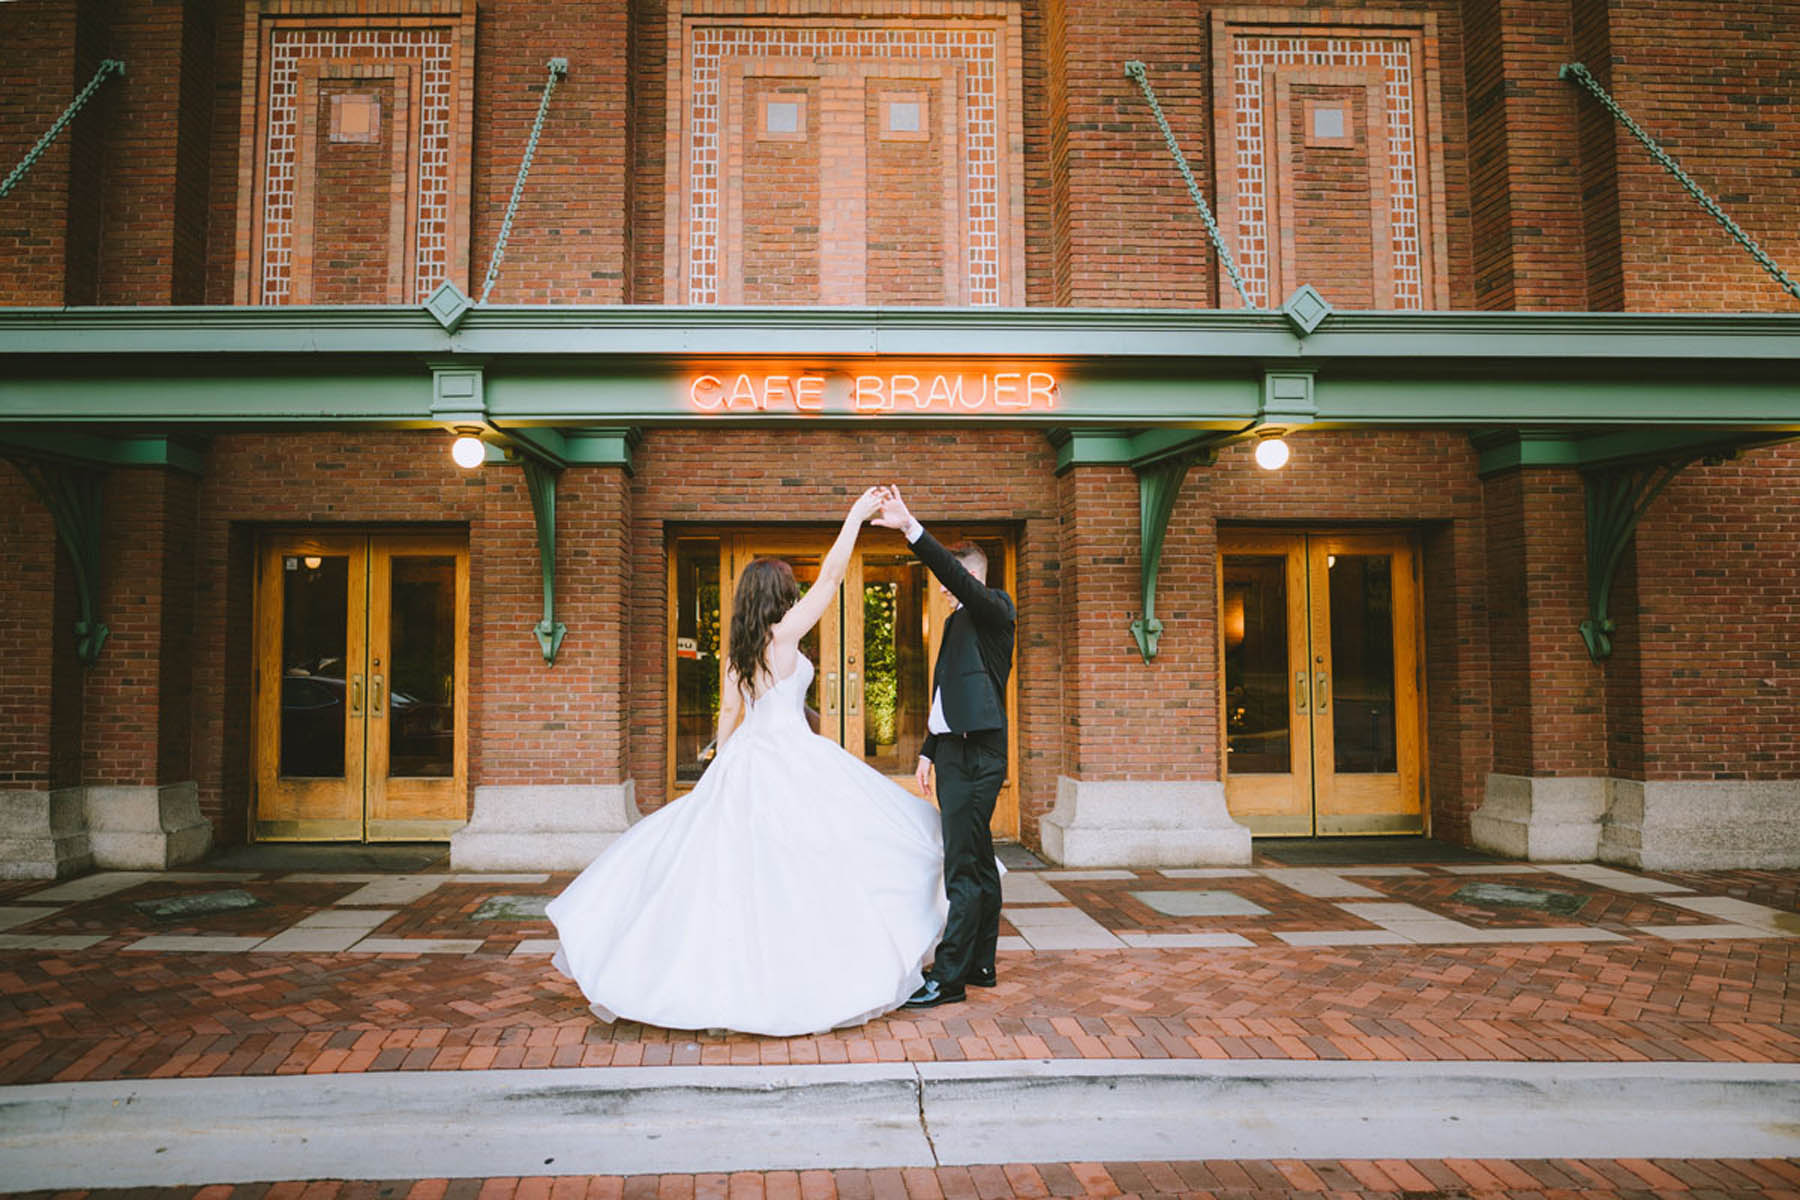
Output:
[930, 730, 1006, 987]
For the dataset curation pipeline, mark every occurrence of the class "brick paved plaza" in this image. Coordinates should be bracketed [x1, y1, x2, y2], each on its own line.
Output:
[3, 854, 1795, 1085]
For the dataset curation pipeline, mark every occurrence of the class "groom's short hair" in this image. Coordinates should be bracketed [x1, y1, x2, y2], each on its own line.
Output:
[948, 540, 987, 582]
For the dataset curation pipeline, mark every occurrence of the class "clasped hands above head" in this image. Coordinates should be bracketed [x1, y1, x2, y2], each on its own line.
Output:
[849, 485, 914, 531]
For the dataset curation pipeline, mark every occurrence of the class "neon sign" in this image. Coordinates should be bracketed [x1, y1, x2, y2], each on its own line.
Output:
[688, 370, 1059, 414]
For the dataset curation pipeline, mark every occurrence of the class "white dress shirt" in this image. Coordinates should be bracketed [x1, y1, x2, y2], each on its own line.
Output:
[907, 518, 955, 738]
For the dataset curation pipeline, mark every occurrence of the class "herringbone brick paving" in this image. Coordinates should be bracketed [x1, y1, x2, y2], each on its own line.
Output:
[7, 1158, 1800, 1200]
[2, 863, 1796, 1083]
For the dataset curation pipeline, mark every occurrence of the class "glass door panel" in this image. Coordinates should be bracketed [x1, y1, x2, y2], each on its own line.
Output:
[856, 554, 930, 775]
[366, 537, 469, 839]
[256, 534, 369, 840]
[725, 536, 840, 746]
[1219, 536, 1313, 834]
[672, 537, 724, 785]
[1309, 535, 1421, 834]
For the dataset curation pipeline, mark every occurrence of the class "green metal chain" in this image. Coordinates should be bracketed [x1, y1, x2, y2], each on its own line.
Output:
[1124, 61, 1255, 310]
[1561, 62, 1800, 305]
[479, 57, 568, 304]
[0, 59, 125, 201]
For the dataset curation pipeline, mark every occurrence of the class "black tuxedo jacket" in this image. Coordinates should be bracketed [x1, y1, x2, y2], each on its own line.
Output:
[911, 529, 1016, 761]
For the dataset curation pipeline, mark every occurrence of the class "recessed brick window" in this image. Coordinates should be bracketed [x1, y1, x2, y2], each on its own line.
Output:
[1305, 100, 1353, 148]
[329, 92, 381, 144]
[880, 92, 928, 142]
[759, 94, 807, 142]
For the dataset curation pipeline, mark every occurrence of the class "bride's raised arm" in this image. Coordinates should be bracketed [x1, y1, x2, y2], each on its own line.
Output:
[772, 487, 883, 641]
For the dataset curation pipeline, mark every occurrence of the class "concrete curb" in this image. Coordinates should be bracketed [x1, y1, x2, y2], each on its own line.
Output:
[2, 1059, 1797, 1187]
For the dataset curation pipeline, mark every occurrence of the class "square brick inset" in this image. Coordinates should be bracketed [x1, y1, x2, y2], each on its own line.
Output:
[758, 93, 807, 142]
[880, 90, 929, 142]
[1304, 98, 1353, 148]
[328, 92, 381, 143]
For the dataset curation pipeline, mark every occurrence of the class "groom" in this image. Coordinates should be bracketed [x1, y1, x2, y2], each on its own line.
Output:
[873, 487, 1015, 1009]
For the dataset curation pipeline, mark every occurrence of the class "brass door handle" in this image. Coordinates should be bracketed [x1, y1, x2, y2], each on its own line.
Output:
[1314, 671, 1330, 713]
[351, 674, 364, 717]
[825, 671, 839, 715]
[847, 671, 860, 715]
[371, 673, 385, 717]
[1295, 671, 1309, 713]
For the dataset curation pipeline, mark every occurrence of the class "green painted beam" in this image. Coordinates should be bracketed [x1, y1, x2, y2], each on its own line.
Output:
[0, 429, 205, 474]
[1475, 427, 1800, 476]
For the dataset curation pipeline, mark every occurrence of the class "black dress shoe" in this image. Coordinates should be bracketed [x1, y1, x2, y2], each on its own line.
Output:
[903, 979, 965, 1009]
[965, 967, 997, 989]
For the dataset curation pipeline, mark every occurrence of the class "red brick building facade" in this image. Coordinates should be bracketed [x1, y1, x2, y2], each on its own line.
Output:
[1, 0, 1796, 878]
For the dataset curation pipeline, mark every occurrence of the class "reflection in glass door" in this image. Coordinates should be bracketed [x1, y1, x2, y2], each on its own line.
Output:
[1220, 530, 1422, 835]
[254, 532, 469, 841]
[669, 528, 1019, 839]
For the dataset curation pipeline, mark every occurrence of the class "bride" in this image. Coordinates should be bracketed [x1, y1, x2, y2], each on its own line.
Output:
[546, 487, 949, 1036]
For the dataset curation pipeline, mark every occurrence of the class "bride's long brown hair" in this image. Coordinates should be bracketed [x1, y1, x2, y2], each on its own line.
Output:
[728, 557, 801, 695]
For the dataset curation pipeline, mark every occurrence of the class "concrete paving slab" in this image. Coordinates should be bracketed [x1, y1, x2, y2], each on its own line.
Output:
[1335, 901, 1442, 921]
[334, 877, 447, 906]
[1158, 868, 1258, 878]
[1013, 927, 1126, 950]
[345, 937, 484, 954]
[252, 927, 369, 953]
[123, 935, 271, 953]
[1260, 869, 1384, 898]
[0, 905, 59, 930]
[447, 873, 552, 883]
[1000, 873, 1065, 905]
[292, 908, 399, 928]
[994, 935, 1030, 952]
[1129, 890, 1269, 917]
[1117, 932, 1256, 948]
[1439, 864, 1544, 874]
[1037, 870, 1139, 880]
[1661, 895, 1800, 933]
[0, 934, 106, 951]
[1638, 923, 1778, 940]
[511, 938, 561, 955]
[4, 1059, 1797, 1188]
[1332, 866, 1426, 876]
[1540, 863, 1694, 893]
[1275, 930, 1412, 947]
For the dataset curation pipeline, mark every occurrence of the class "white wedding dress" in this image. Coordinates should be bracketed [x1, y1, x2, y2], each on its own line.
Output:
[546, 656, 949, 1036]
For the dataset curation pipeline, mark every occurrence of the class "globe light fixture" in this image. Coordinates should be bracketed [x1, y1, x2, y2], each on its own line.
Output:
[1253, 432, 1290, 471]
[451, 430, 487, 469]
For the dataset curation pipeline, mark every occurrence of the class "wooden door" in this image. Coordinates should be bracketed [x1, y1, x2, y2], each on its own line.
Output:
[253, 531, 469, 842]
[676, 527, 1020, 841]
[1219, 530, 1423, 836]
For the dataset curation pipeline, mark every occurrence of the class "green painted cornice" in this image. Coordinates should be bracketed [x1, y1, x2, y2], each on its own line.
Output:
[0, 304, 1797, 364]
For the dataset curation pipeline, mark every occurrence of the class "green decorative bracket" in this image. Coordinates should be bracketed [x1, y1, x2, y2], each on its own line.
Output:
[1130, 448, 1215, 662]
[1579, 459, 1696, 661]
[520, 455, 567, 664]
[4, 455, 110, 665]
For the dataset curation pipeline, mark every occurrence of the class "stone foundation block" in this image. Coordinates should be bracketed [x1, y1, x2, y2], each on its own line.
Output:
[0, 788, 93, 880]
[1470, 774, 1608, 862]
[1039, 777, 1252, 867]
[450, 782, 640, 871]
[1600, 779, 1800, 870]
[84, 783, 212, 869]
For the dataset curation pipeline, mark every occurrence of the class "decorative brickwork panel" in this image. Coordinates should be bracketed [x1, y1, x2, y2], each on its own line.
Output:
[1213, 11, 1450, 310]
[234, 3, 475, 305]
[667, 3, 1025, 306]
